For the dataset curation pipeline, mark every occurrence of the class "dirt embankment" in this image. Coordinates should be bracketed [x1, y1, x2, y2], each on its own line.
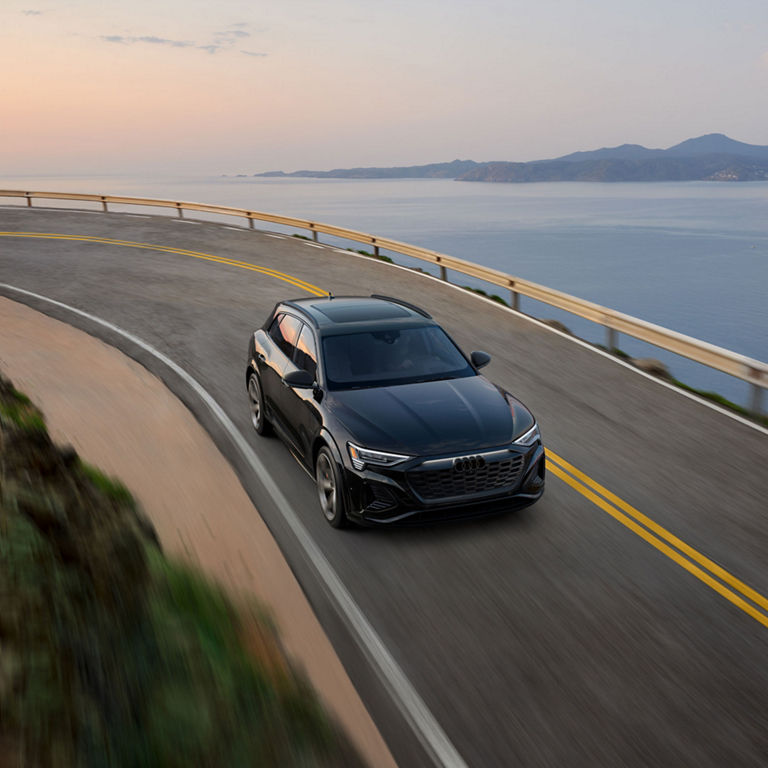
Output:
[0, 371, 367, 766]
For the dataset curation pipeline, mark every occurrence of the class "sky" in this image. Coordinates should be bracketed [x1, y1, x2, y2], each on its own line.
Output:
[2, 0, 768, 175]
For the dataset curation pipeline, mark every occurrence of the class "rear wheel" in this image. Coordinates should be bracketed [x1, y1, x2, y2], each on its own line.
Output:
[315, 447, 348, 528]
[247, 372, 271, 436]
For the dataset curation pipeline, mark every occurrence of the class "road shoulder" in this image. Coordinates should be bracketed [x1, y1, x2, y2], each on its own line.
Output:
[0, 295, 396, 768]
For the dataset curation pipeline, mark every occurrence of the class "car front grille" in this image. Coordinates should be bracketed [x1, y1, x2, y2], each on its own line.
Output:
[407, 455, 525, 501]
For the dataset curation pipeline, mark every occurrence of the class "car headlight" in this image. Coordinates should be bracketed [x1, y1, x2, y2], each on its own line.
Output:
[513, 423, 541, 446]
[347, 442, 411, 471]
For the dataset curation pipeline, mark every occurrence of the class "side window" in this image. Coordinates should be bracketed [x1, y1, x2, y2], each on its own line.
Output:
[268, 313, 284, 345]
[294, 325, 318, 380]
[269, 314, 302, 359]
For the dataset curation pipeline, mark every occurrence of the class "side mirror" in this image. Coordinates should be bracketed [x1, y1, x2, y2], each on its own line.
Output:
[283, 369, 314, 388]
[470, 350, 491, 370]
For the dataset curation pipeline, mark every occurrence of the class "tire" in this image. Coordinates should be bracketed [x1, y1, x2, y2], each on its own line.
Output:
[315, 446, 348, 528]
[247, 372, 272, 436]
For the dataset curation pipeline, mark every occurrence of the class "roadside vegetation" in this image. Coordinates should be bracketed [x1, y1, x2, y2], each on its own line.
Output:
[459, 285, 509, 306]
[665, 377, 767, 425]
[347, 247, 394, 264]
[0, 373, 362, 767]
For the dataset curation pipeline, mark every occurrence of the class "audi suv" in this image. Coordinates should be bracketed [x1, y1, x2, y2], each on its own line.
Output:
[246, 295, 545, 527]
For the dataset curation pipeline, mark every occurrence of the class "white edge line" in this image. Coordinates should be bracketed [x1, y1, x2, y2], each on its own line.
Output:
[265, 233, 286, 239]
[334, 250, 768, 437]
[0, 282, 469, 768]
[304, 242, 324, 249]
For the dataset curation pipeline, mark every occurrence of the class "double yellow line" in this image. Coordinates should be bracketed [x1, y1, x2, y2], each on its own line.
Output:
[0, 232, 327, 297]
[546, 450, 768, 629]
[4, 230, 766, 629]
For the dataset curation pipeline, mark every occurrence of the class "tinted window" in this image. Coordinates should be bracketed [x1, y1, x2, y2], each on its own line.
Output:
[294, 325, 318, 380]
[322, 325, 474, 390]
[268, 313, 284, 344]
[270, 314, 303, 359]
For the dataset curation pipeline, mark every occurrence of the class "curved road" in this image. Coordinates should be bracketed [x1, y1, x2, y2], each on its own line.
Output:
[1, 207, 767, 767]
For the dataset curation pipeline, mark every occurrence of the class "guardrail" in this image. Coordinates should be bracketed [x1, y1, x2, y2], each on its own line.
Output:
[2, 188, 765, 415]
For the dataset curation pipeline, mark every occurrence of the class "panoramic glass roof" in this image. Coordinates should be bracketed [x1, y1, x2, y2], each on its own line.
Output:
[311, 299, 410, 324]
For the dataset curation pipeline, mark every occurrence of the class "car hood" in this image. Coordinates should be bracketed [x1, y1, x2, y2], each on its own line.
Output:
[328, 375, 522, 456]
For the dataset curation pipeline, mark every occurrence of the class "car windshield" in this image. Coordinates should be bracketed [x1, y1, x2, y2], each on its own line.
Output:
[322, 325, 475, 390]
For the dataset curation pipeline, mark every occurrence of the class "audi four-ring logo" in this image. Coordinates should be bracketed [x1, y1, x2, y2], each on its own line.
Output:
[453, 455, 486, 472]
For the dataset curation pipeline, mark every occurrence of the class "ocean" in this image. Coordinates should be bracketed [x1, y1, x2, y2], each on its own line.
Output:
[2, 175, 766, 407]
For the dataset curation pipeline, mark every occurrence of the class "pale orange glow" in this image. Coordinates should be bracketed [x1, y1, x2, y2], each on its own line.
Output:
[1, 0, 767, 174]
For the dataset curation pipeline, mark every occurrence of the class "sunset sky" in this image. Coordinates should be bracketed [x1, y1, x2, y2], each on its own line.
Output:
[2, 0, 767, 175]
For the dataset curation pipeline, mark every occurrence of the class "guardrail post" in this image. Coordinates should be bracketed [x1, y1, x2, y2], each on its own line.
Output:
[176, 203, 184, 219]
[26, 194, 32, 208]
[749, 384, 763, 416]
[101, 197, 108, 213]
[247, 214, 254, 230]
[436, 257, 447, 281]
[312, 229, 318, 242]
[606, 326, 618, 351]
[372, 239, 379, 258]
[508, 281, 519, 311]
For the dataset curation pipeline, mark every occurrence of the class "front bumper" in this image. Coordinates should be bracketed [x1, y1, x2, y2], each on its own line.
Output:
[343, 442, 546, 525]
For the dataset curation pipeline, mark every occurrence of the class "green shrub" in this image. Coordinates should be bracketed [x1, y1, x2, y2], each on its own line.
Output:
[0, 376, 361, 767]
[78, 461, 135, 506]
[347, 247, 395, 264]
[460, 285, 509, 306]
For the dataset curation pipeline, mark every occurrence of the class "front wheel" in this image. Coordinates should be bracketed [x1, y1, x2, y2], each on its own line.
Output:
[315, 447, 348, 528]
[247, 372, 271, 436]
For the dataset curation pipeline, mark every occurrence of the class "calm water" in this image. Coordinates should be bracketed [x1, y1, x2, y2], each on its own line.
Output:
[3, 175, 767, 405]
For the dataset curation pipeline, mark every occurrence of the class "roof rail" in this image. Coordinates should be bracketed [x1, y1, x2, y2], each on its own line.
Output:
[370, 294, 432, 318]
[282, 299, 319, 327]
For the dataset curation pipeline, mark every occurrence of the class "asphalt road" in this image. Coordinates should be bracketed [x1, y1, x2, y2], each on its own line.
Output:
[2, 207, 767, 767]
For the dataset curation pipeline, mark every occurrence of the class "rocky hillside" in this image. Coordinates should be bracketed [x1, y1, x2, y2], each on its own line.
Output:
[457, 154, 768, 182]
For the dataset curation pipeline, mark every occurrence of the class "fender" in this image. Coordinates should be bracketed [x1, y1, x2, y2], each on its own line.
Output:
[317, 427, 344, 467]
[245, 360, 258, 387]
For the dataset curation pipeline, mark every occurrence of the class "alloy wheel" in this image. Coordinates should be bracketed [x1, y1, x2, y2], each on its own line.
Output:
[316, 451, 337, 522]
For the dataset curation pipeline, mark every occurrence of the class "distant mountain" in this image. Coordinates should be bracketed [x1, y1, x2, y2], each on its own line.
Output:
[458, 155, 768, 183]
[255, 159, 479, 179]
[461, 134, 768, 182]
[548, 133, 768, 163]
[550, 143, 664, 163]
[664, 133, 768, 159]
[250, 135, 768, 182]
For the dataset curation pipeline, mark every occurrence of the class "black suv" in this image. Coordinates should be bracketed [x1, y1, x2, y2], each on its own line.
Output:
[246, 295, 545, 527]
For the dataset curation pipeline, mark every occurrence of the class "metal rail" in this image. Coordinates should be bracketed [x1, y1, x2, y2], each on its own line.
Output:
[2, 188, 765, 414]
